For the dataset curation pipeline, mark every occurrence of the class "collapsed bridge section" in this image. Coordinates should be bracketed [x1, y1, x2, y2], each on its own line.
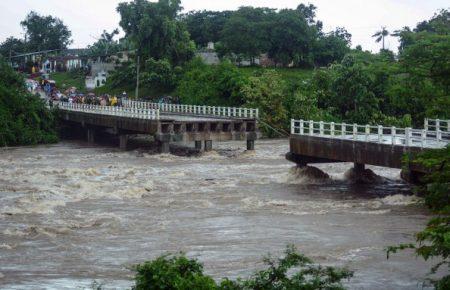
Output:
[57, 101, 259, 152]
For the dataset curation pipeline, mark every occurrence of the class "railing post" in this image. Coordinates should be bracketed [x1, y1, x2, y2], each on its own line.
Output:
[436, 119, 440, 133]
[378, 125, 383, 143]
[341, 123, 346, 138]
[353, 124, 357, 140]
[291, 119, 295, 134]
[309, 120, 314, 136]
[365, 125, 370, 141]
[319, 121, 324, 136]
[421, 129, 426, 148]
[330, 122, 335, 137]
[300, 120, 304, 135]
[405, 127, 411, 146]
[424, 118, 428, 131]
[391, 126, 396, 145]
[437, 128, 442, 142]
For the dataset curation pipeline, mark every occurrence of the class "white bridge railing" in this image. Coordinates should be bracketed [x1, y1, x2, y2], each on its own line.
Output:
[425, 118, 450, 132]
[57, 102, 160, 120]
[122, 100, 259, 119]
[291, 119, 450, 149]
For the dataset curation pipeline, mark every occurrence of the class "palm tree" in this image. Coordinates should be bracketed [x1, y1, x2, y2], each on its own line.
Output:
[372, 27, 389, 50]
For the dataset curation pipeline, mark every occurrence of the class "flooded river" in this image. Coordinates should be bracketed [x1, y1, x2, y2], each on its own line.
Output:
[0, 139, 433, 289]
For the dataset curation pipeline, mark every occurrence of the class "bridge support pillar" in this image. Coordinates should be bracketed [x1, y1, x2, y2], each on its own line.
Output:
[195, 140, 202, 150]
[354, 163, 365, 173]
[119, 135, 128, 150]
[87, 128, 95, 144]
[204, 140, 212, 152]
[159, 141, 170, 154]
[247, 140, 255, 151]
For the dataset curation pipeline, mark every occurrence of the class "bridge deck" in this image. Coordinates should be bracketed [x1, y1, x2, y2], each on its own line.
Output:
[57, 102, 258, 151]
[287, 119, 449, 173]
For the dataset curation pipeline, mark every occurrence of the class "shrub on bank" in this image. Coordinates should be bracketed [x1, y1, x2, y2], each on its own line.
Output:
[0, 57, 58, 146]
[132, 245, 353, 290]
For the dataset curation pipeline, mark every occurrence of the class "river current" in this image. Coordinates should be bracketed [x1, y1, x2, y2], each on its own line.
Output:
[0, 139, 433, 289]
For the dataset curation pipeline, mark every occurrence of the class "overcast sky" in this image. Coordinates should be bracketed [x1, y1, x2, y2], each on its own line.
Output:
[0, 0, 448, 52]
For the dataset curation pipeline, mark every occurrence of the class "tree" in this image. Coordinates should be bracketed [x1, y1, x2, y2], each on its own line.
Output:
[182, 10, 232, 48]
[0, 37, 26, 59]
[116, 0, 195, 67]
[87, 29, 122, 61]
[372, 27, 389, 50]
[313, 27, 351, 67]
[220, 7, 275, 64]
[242, 70, 288, 136]
[268, 8, 317, 67]
[20, 11, 72, 52]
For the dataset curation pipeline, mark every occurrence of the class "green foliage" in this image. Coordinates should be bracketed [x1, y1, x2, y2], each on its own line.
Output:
[111, 0, 195, 96]
[20, 11, 72, 51]
[87, 29, 123, 61]
[0, 57, 58, 146]
[412, 147, 450, 211]
[0, 37, 26, 58]
[133, 254, 216, 290]
[117, 0, 195, 67]
[241, 70, 288, 136]
[186, 4, 350, 68]
[141, 58, 182, 96]
[177, 58, 248, 106]
[133, 246, 353, 290]
[220, 7, 275, 63]
[182, 10, 232, 48]
[313, 28, 352, 67]
[389, 147, 450, 289]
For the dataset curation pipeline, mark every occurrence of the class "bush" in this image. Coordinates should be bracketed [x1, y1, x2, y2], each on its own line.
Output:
[177, 58, 248, 106]
[132, 246, 353, 290]
[0, 57, 58, 146]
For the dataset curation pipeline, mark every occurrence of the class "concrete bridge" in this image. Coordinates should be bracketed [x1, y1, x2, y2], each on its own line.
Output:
[57, 100, 259, 152]
[286, 119, 450, 182]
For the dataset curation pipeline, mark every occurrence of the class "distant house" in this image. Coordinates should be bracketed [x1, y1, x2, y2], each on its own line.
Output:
[41, 55, 86, 73]
[85, 70, 107, 90]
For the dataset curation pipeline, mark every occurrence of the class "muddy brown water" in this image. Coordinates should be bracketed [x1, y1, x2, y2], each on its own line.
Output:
[0, 139, 434, 289]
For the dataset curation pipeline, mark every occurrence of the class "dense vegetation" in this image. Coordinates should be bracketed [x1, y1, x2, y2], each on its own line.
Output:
[183, 4, 351, 68]
[132, 246, 352, 290]
[388, 146, 450, 289]
[0, 57, 58, 146]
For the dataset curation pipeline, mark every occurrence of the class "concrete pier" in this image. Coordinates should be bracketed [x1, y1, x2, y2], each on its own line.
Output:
[204, 140, 212, 152]
[195, 140, 202, 150]
[247, 140, 255, 150]
[159, 141, 170, 153]
[119, 135, 128, 150]
[87, 128, 95, 144]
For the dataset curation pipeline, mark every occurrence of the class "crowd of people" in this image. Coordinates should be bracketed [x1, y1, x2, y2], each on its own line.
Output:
[60, 93, 122, 106]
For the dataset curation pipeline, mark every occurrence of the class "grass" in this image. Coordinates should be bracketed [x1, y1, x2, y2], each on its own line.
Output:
[50, 71, 86, 91]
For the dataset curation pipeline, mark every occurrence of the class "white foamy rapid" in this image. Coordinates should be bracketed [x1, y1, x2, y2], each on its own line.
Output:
[0, 140, 430, 290]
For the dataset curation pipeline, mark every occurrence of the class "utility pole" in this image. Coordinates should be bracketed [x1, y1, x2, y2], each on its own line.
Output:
[135, 53, 140, 99]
